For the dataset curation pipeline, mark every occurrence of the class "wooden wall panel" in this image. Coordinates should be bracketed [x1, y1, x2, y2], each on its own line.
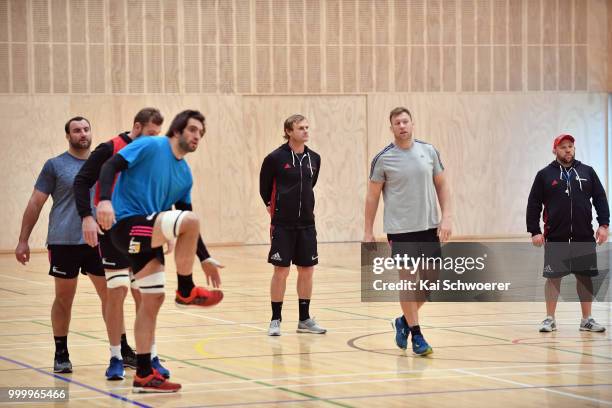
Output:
[289, 46, 304, 93]
[11, 44, 28, 93]
[0, 96, 71, 250]
[32, 0, 49, 43]
[34, 44, 50, 93]
[0, 0, 9, 42]
[0, 0, 609, 95]
[0, 44, 9, 93]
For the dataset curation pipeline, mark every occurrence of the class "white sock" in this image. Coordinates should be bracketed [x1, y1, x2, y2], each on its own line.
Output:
[110, 345, 122, 359]
[150, 343, 157, 359]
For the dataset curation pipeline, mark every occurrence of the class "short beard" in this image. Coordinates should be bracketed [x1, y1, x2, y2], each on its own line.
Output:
[69, 138, 91, 150]
[178, 137, 195, 153]
[556, 153, 574, 166]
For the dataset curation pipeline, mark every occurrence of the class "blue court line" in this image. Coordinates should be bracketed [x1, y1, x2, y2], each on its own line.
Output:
[0, 355, 151, 408]
[177, 382, 612, 407]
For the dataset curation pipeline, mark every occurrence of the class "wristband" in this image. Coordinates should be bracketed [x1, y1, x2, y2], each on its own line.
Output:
[202, 257, 222, 267]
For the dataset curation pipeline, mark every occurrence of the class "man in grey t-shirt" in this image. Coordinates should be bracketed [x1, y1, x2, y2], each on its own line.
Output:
[364, 107, 452, 356]
[15, 117, 107, 374]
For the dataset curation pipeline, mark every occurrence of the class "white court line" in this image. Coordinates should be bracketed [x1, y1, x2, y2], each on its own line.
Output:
[65, 367, 612, 397]
[455, 368, 612, 406]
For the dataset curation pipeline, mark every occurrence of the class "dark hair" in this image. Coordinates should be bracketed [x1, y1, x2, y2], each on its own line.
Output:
[283, 114, 307, 140]
[389, 107, 412, 123]
[134, 107, 164, 126]
[166, 110, 205, 138]
[64, 116, 91, 134]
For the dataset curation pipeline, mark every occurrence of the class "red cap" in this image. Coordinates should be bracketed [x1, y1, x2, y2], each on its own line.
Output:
[553, 134, 575, 149]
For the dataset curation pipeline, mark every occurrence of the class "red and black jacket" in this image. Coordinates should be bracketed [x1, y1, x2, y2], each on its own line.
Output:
[526, 160, 609, 241]
[259, 143, 321, 227]
[74, 132, 131, 219]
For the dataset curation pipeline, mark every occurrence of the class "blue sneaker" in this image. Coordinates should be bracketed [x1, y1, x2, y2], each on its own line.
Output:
[151, 356, 170, 379]
[392, 317, 409, 350]
[105, 357, 125, 380]
[411, 334, 433, 356]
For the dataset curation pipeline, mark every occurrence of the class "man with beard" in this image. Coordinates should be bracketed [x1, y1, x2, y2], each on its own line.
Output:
[96, 110, 223, 393]
[527, 134, 609, 333]
[15, 117, 108, 373]
[73, 108, 168, 380]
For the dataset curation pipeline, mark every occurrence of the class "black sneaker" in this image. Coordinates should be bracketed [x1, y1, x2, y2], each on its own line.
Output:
[53, 353, 72, 373]
[121, 345, 137, 369]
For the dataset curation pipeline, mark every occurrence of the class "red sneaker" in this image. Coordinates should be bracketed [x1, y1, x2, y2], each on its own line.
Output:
[132, 369, 181, 393]
[175, 286, 224, 307]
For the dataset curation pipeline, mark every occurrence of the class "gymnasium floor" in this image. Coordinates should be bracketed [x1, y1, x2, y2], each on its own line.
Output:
[0, 242, 610, 407]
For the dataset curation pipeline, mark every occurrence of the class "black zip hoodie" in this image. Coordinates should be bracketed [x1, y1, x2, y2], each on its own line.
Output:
[259, 143, 321, 227]
[526, 160, 609, 241]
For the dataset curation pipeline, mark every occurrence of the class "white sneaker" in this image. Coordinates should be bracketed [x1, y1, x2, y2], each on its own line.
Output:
[268, 319, 281, 336]
[580, 317, 606, 332]
[297, 318, 327, 334]
[539, 316, 557, 332]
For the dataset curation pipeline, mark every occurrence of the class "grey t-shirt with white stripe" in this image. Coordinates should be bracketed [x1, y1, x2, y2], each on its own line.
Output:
[369, 140, 444, 234]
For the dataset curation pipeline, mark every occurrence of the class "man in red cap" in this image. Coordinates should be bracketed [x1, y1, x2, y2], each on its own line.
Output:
[527, 134, 609, 333]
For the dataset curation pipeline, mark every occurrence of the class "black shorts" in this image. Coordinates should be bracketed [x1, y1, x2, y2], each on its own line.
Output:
[99, 232, 130, 270]
[387, 228, 442, 257]
[268, 225, 318, 267]
[110, 214, 164, 275]
[543, 240, 598, 278]
[48, 244, 105, 279]
[387, 228, 441, 301]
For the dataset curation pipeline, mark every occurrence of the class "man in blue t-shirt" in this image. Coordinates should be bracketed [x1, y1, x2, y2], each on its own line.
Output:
[15, 117, 107, 374]
[96, 110, 223, 393]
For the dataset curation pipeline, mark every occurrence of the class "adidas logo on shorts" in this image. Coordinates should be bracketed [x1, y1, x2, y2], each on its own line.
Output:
[543, 264, 553, 274]
[270, 252, 282, 261]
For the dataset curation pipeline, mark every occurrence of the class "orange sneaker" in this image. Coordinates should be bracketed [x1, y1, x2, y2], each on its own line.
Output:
[132, 369, 181, 393]
[175, 286, 224, 307]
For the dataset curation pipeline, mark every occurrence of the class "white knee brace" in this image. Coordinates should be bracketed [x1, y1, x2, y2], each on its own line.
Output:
[106, 269, 130, 289]
[136, 271, 166, 294]
[161, 210, 188, 240]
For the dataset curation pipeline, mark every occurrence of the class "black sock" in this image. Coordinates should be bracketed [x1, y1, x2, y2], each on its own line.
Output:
[271, 301, 283, 321]
[410, 325, 422, 337]
[299, 299, 311, 321]
[401, 315, 409, 327]
[54, 336, 68, 356]
[136, 353, 153, 377]
[177, 274, 195, 298]
[120, 333, 129, 348]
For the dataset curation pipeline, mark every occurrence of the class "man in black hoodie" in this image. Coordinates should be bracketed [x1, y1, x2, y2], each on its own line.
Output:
[259, 114, 325, 336]
[527, 134, 609, 333]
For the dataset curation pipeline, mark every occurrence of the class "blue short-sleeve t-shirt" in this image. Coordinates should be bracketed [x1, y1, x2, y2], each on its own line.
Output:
[112, 136, 193, 220]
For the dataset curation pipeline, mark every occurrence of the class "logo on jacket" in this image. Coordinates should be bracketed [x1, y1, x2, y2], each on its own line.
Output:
[551, 180, 558, 186]
[284, 163, 291, 169]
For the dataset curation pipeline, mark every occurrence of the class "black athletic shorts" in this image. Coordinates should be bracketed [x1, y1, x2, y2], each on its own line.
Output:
[543, 239, 598, 278]
[99, 231, 130, 270]
[110, 214, 164, 275]
[387, 228, 441, 301]
[48, 244, 105, 279]
[387, 228, 442, 258]
[268, 225, 318, 267]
